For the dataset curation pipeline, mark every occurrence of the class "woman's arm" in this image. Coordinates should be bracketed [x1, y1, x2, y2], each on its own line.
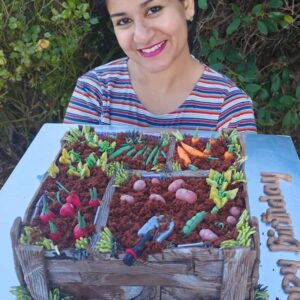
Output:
[217, 86, 257, 133]
[64, 72, 103, 125]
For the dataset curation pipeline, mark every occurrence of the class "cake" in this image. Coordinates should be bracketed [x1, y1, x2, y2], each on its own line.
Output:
[11, 126, 259, 300]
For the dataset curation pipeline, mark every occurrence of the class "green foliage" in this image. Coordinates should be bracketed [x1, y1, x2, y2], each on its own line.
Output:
[0, 0, 121, 186]
[194, 1, 299, 140]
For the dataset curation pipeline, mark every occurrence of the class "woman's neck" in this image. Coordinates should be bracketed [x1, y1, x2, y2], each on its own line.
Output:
[128, 51, 201, 93]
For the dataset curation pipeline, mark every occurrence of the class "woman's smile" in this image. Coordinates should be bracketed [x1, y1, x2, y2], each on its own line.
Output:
[138, 40, 167, 57]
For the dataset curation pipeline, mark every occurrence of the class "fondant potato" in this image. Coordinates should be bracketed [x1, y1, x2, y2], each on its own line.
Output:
[133, 179, 146, 191]
[175, 188, 197, 203]
[120, 194, 135, 204]
[149, 193, 166, 204]
[168, 179, 185, 192]
[199, 229, 218, 241]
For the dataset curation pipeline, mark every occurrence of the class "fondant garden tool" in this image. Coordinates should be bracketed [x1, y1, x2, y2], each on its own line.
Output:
[123, 215, 174, 266]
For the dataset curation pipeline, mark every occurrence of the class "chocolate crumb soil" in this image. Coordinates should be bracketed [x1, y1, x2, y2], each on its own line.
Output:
[108, 175, 246, 258]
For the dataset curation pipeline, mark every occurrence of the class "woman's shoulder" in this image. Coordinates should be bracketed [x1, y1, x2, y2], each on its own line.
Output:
[201, 65, 239, 89]
[79, 57, 129, 82]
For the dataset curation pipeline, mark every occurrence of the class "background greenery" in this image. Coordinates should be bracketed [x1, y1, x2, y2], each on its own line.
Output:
[0, 0, 299, 188]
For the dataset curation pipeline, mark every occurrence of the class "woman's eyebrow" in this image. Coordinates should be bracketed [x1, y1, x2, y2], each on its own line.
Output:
[110, 0, 155, 18]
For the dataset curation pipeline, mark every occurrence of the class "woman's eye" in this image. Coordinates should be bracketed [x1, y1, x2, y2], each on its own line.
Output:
[116, 18, 132, 26]
[146, 6, 162, 16]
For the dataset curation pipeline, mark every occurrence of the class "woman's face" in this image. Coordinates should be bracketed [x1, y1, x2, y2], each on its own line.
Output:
[106, 0, 195, 73]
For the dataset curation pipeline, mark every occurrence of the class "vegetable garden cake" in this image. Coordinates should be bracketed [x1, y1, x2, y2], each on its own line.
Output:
[11, 126, 259, 300]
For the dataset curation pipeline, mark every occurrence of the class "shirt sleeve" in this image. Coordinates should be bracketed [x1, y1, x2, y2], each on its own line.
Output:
[216, 85, 257, 133]
[64, 72, 103, 125]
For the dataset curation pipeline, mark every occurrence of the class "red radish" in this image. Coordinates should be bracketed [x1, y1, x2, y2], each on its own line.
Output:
[40, 198, 54, 224]
[73, 211, 88, 239]
[48, 221, 61, 241]
[59, 203, 75, 217]
[66, 192, 82, 208]
[88, 187, 101, 207]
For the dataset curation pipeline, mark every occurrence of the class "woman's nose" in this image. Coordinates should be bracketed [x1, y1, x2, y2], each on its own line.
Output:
[133, 20, 153, 44]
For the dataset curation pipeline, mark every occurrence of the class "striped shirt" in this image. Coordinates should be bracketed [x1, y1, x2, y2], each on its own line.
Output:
[64, 57, 256, 132]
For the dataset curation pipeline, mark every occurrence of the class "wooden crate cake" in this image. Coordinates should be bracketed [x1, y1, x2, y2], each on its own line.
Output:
[11, 126, 260, 300]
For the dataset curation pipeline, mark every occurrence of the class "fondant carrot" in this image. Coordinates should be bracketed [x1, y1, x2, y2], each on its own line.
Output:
[177, 145, 191, 166]
[180, 142, 206, 158]
[224, 151, 233, 161]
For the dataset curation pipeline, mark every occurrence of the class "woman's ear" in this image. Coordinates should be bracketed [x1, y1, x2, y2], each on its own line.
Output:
[183, 0, 195, 22]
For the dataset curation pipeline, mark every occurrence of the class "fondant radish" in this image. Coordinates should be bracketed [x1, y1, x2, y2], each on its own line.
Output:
[89, 187, 101, 207]
[73, 211, 88, 239]
[66, 192, 82, 208]
[49, 221, 61, 241]
[59, 202, 75, 217]
[40, 198, 54, 224]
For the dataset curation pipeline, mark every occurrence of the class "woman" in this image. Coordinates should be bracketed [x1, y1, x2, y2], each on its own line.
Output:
[64, 0, 256, 132]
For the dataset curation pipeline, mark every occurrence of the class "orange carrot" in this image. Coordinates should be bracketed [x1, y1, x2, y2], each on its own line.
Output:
[191, 137, 199, 145]
[180, 142, 206, 158]
[224, 151, 233, 161]
[177, 145, 191, 166]
[209, 138, 216, 145]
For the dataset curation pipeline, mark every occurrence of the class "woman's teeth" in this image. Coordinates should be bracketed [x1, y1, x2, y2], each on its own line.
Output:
[141, 41, 164, 54]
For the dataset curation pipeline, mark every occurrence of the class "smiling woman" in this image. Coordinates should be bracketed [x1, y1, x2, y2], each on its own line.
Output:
[64, 0, 256, 132]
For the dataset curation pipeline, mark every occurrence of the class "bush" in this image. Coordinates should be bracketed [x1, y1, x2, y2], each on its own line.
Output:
[0, 0, 299, 187]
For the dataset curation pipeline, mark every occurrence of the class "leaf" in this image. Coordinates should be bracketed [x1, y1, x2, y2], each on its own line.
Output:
[296, 86, 300, 99]
[271, 74, 281, 93]
[246, 84, 261, 96]
[258, 88, 270, 101]
[252, 4, 263, 17]
[90, 17, 99, 25]
[198, 0, 208, 10]
[281, 68, 290, 84]
[208, 48, 225, 65]
[268, 0, 283, 8]
[210, 63, 225, 71]
[226, 18, 241, 36]
[282, 111, 292, 128]
[226, 49, 243, 64]
[257, 21, 268, 35]
[279, 95, 295, 107]
[283, 15, 294, 24]
[264, 19, 278, 33]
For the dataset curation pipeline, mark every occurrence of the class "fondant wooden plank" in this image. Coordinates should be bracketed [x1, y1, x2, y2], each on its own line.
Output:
[46, 259, 192, 274]
[10, 217, 25, 285]
[161, 286, 219, 300]
[220, 248, 256, 300]
[16, 245, 49, 300]
[49, 271, 220, 290]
